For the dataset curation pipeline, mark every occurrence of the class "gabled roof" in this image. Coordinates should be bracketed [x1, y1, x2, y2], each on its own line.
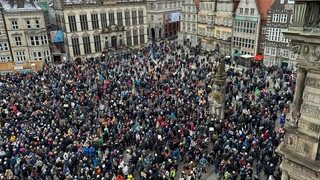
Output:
[257, 0, 275, 20]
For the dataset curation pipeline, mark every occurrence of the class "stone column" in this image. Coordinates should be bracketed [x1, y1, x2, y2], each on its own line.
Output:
[281, 171, 289, 180]
[293, 68, 307, 110]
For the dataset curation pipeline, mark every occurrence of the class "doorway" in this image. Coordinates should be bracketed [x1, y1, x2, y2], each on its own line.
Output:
[111, 36, 117, 47]
[151, 28, 155, 40]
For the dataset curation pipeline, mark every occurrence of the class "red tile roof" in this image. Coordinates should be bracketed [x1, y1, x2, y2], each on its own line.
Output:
[257, 0, 276, 20]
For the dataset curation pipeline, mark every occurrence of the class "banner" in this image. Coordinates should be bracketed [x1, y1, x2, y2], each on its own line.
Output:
[164, 12, 180, 23]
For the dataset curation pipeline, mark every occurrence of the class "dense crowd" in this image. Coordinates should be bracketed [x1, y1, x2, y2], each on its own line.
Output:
[0, 41, 295, 180]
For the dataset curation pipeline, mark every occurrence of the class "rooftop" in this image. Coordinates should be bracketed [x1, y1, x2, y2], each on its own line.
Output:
[1, 0, 42, 12]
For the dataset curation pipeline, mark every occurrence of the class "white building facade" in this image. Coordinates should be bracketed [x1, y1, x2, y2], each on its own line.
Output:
[54, 0, 148, 60]
[232, 0, 261, 56]
[146, 0, 183, 40]
[178, 0, 199, 47]
[0, 0, 51, 72]
[263, 0, 297, 69]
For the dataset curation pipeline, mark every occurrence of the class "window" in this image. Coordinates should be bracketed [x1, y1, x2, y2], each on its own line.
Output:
[272, 14, 280, 22]
[138, 11, 144, 25]
[30, 35, 47, 46]
[139, 29, 144, 44]
[290, 51, 296, 60]
[71, 38, 80, 56]
[68, 16, 77, 32]
[117, 12, 123, 26]
[80, 15, 88, 31]
[260, 42, 265, 48]
[94, 35, 102, 52]
[41, 35, 48, 44]
[283, 49, 289, 58]
[250, 8, 254, 15]
[240, 8, 243, 14]
[12, 20, 18, 29]
[125, 12, 131, 26]
[265, 47, 270, 55]
[91, 14, 99, 29]
[33, 52, 42, 61]
[223, 19, 228, 26]
[217, 18, 221, 25]
[280, 14, 287, 23]
[101, 13, 108, 28]
[0, 42, 9, 51]
[44, 50, 51, 62]
[126, 30, 132, 46]
[35, 20, 40, 28]
[216, 30, 220, 39]
[83, 36, 91, 54]
[15, 36, 22, 46]
[262, 27, 267, 34]
[16, 51, 25, 61]
[245, 8, 249, 14]
[199, 27, 205, 35]
[132, 11, 137, 25]
[228, 20, 232, 26]
[133, 29, 138, 45]
[109, 13, 115, 25]
[26, 20, 31, 29]
[271, 48, 276, 56]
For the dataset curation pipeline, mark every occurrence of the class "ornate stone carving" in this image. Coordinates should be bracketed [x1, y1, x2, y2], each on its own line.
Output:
[291, 44, 302, 54]
[300, 103, 320, 119]
[304, 2, 320, 28]
[285, 134, 297, 150]
[305, 77, 320, 88]
[303, 91, 320, 104]
[298, 142, 310, 155]
[310, 45, 320, 61]
[308, 122, 320, 133]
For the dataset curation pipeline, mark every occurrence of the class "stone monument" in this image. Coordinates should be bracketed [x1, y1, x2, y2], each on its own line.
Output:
[209, 57, 227, 120]
[276, 1, 320, 180]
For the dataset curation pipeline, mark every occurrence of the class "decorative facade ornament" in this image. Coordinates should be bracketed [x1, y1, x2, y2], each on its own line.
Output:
[304, 2, 320, 28]
[310, 45, 320, 61]
[291, 44, 302, 54]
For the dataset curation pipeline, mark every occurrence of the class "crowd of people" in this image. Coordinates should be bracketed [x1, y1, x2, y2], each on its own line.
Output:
[0, 40, 295, 180]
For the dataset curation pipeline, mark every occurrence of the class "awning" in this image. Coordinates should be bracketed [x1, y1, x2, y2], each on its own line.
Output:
[240, 54, 254, 59]
[254, 54, 264, 61]
[54, 30, 64, 43]
[233, 53, 242, 57]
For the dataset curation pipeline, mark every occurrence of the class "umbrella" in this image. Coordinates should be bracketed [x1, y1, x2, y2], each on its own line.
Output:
[240, 54, 254, 59]
[255, 89, 261, 96]
[254, 54, 264, 61]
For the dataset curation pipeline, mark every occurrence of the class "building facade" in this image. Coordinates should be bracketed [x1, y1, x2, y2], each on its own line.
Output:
[277, 1, 320, 180]
[54, 0, 148, 60]
[0, 4, 12, 64]
[214, 0, 233, 56]
[179, 0, 199, 47]
[232, 0, 261, 56]
[263, 0, 297, 69]
[0, 0, 50, 72]
[146, 0, 183, 40]
[197, 0, 215, 51]
[256, 0, 275, 57]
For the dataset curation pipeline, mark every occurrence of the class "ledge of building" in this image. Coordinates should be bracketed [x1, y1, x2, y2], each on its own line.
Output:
[277, 143, 320, 173]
